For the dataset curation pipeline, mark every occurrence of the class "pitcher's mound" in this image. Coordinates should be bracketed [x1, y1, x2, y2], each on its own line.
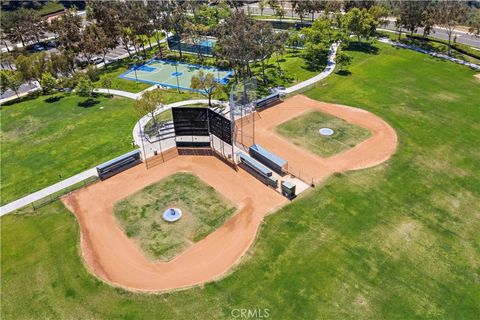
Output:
[474, 74, 480, 81]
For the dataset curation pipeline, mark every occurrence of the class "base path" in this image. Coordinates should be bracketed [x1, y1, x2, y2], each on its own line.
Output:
[62, 95, 397, 292]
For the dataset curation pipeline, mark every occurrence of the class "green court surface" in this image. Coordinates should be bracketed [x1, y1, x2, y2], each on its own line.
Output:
[119, 59, 232, 92]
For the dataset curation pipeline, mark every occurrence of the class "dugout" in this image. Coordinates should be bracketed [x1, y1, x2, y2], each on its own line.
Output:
[238, 152, 278, 189]
[249, 144, 288, 175]
[255, 93, 282, 109]
[96, 150, 141, 180]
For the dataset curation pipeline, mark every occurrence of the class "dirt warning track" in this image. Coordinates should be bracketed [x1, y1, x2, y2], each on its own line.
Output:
[62, 95, 397, 292]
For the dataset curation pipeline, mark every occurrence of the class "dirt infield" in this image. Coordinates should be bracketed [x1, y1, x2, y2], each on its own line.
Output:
[62, 95, 397, 292]
[254, 95, 398, 183]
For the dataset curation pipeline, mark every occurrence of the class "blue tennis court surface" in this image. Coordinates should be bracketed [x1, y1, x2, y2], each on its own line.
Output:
[119, 59, 232, 92]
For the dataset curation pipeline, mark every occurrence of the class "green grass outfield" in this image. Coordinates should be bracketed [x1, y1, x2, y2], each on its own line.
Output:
[114, 173, 235, 260]
[276, 110, 372, 157]
[0, 94, 137, 205]
[1, 41, 479, 319]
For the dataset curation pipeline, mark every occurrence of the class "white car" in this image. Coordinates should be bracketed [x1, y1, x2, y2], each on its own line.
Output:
[90, 56, 103, 65]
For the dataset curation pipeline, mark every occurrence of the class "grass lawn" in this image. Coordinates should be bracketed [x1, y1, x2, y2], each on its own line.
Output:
[0, 94, 137, 205]
[1, 41, 479, 319]
[276, 110, 372, 157]
[379, 31, 480, 65]
[114, 173, 236, 260]
[37, 1, 64, 16]
[250, 49, 321, 92]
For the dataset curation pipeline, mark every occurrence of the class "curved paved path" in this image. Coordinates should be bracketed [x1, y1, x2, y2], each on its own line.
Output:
[62, 95, 398, 292]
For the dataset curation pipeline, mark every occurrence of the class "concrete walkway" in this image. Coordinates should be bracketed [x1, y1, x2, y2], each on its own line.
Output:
[0, 168, 98, 216]
[378, 38, 480, 70]
[93, 88, 141, 100]
[285, 42, 339, 94]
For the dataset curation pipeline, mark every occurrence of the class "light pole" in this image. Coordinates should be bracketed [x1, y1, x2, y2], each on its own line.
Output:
[174, 62, 180, 93]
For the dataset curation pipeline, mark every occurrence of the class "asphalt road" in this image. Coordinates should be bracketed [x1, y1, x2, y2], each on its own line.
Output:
[243, 4, 480, 48]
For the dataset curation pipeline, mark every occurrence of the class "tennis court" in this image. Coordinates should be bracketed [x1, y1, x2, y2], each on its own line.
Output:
[119, 59, 232, 92]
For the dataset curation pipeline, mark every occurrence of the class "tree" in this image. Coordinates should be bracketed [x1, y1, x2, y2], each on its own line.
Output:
[435, 1, 468, 55]
[100, 77, 112, 96]
[336, 51, 353, 72]
[342, 8, 377, 41]
[0, 70, 10, 95]
[468, 9, 480, 38]
[259, 0, 267, 16]
[0, 52, 15, 70]
[0, 70, 22, 97]
[251, 21, 280, 84]
[40, 72, 57, 95]
[167, 1, 188, 58]
[88, 0, 121, 47]
[48, 52, 71, 78]
[215, 11, 257, 79]
[81, 24, 103, 64]
[302, 16, 347, 70]
[396, 0, 430, 36]
[15, 52, 48, 85]
[193, 3, 232, 31]
[50, 8, 83, 70]
[268, 0, 286, 20]
[147, 1, 169, 51]
[286, 29, 303, 52]
[190, 70, 223, 107]
[368, 5, 389, 28]
[75, 76, 94, 97]
[134, 89, 164, 131]
[1, 8, 45, 47]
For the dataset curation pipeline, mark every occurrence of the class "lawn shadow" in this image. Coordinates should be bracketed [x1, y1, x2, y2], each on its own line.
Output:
[346, 41, 379, 55]
[336, 70, 352, 76]
[44, 95, 64, 103]
[78, 98, 100, 108]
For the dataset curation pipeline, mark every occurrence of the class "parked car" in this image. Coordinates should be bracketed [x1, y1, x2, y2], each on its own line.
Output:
[46, 40, 58, 48]
[104, 59, 115, 66]
[32, 44, 45, 52]
[90, 56, 103, 65]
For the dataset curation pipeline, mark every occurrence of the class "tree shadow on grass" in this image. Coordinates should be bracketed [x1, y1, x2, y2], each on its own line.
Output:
[78, 98, 100, 108]
[346, 41, 379, 55]
[44, 95, 64, 103]
[336, 70, 352, 76]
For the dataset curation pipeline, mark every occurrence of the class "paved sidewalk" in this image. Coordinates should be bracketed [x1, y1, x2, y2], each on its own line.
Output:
[285, 42, 339, 94]
[0, 168, 98, 216]
[378, 38, 480, 70]
[93, 88, 141, 100]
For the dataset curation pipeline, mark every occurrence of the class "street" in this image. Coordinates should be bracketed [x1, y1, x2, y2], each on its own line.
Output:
[242, 3, 480, 48]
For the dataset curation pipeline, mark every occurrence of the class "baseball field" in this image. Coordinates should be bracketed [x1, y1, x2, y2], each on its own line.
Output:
[1, 42, 479, 319]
